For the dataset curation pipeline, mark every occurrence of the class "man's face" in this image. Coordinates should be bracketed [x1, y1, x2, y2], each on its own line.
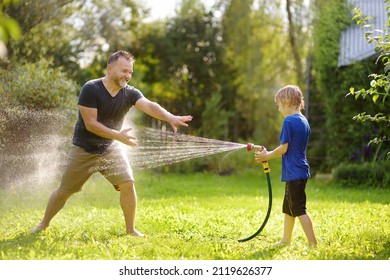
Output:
[109, 57, 133, 88]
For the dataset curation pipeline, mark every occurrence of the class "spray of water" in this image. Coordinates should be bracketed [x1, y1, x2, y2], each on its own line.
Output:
[0, 107, 72, 189]
[127, 127, 247, 170]
[1, 107, 248, 189]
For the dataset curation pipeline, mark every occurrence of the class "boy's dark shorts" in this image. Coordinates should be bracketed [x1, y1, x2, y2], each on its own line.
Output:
[282, 179, 307, 217]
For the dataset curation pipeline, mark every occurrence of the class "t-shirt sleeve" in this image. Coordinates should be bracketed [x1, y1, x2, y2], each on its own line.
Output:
[78, 82, 98, 108]
[280, 119, 291, 144]
[127, 86, 144, 105]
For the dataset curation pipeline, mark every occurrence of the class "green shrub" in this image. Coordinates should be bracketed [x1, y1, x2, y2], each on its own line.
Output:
[0, 60, 77, 189]
[311, 0, 387, 169]
[333, 160, 390, 188]
[0, 59, 77, 110]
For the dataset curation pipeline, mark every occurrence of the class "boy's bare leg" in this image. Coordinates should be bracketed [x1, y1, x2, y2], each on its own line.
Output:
[298, 214, 317, 247]
[274, 214, 295, 246]
[118, 181, 144, 237]
[31, 189, 73, 233]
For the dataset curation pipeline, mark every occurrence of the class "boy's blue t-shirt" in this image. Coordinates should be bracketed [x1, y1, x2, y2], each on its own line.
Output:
[280, 113, 311, 182]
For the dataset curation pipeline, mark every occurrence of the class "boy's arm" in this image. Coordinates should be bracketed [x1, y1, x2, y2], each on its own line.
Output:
[255, 143, 288, 162]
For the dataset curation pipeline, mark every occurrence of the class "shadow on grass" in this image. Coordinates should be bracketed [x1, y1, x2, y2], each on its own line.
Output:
[246, 240, 390, 260]
[0, 232, 43, 259]
[0, 228, 128, 260]
[247, 245, 288, 260]
[137, 170, 390, 206]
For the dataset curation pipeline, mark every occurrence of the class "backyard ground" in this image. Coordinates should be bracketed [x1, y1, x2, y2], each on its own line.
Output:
[1, 158, 389, 260]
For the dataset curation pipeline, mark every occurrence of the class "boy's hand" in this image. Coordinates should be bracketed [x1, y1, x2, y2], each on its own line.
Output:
[255, 147, 268, 162]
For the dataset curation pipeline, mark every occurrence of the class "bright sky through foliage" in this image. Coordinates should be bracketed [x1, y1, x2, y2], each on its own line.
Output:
[145, 0, 216, 20]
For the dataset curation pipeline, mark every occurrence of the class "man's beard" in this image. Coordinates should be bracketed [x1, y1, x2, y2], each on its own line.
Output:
[114, 76, 128, 88]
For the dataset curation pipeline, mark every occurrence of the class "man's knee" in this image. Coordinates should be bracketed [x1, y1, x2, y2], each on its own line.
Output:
[54, 189, 74, 200]
[116, 180, 135, 192]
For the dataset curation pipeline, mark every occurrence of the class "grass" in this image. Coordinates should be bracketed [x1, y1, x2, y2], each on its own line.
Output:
[0, 158, 389, 260]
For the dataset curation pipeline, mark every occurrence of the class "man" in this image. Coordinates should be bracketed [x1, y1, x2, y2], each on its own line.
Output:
[31, 50, 192, 236]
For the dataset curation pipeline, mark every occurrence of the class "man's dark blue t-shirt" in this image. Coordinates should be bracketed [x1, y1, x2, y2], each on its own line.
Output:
[73, 78, 144, 154]
[280, 113, 311, 182]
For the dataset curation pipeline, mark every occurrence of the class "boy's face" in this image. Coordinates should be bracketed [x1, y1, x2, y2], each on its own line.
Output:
[277, 102, 288, 117]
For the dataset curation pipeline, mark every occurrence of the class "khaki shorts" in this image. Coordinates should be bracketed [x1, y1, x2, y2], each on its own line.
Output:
[59, 145, 134, 193]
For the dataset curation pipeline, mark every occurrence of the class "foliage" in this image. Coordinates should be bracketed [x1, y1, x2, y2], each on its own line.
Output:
[3, 0, 147, 84]
[132, 0, 302, 145]
[311, 0, 386, 169]
[200, 92, 233, 140]
[221, 0, 289, 146]
[346, 5, 390, 159]
[0, 0, 317, 172]
[68, 0, 148, 84]
[0, 60, 77, 187]
[333, 160, 390, 188]
[3, 0, 82, 80]
[2, 0, 309, 146]
[311, 0, 348, 170]
[154, 0, 223, 132]
[0, 0, 21, 46]
[285, 0, 309, 84]
[0, 60, 77, 110]
[0, 165, 389, 260]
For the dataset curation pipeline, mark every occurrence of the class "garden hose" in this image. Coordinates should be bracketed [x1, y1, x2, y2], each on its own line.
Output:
[238, 144, 273, 242]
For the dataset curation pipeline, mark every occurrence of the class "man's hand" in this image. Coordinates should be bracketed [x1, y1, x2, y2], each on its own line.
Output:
[169, 115, 193, 133]
[117, 127, 137, 147]
[134, 98, 193, 133]
[80, 105, 137, 146]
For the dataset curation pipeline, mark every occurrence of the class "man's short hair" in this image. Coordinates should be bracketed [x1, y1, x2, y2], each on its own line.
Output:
[107, 50, 135, 66]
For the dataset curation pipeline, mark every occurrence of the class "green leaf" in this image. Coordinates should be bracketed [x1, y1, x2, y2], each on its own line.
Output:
[355, 91, 361, 100]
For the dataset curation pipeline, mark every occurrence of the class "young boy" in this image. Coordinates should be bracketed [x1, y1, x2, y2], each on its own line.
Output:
[255, 85, 317, 247]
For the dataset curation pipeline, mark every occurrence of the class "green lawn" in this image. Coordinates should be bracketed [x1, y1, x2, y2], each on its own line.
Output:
[0, 158, 389, 260]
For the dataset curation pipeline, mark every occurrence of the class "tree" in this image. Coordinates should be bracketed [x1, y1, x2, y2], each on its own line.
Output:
[200, 92, 232, 139]
[135, 0, 225, 135]
[311, 0, 386, 169]
[0, 59, 78, 188]
[3, 0, 146, 84]
[347, 5, 390, 160]
[70, 0, 147, 70]
[0, 0, 21, 57]
[285, 0, 308, 84]
[4, 0, 81, 80]
[221, 0, 293, 146]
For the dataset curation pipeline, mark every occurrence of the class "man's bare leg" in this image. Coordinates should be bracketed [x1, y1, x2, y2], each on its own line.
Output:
[31, 189, 73, 233]
[118, 181, 144, 236]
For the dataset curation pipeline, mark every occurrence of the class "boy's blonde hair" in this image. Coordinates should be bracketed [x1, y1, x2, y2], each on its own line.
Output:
[274, 85, 305, 110]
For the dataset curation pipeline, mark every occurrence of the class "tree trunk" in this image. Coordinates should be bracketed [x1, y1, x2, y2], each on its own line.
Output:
[286, 0, 303, 83]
